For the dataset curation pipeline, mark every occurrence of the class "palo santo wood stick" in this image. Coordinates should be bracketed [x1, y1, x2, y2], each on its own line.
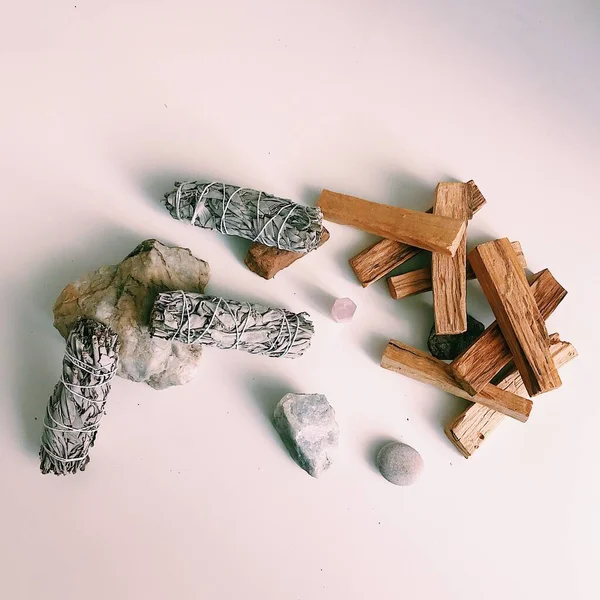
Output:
[432, 182, 471, 333]
[387, 241, 526, 300]
[349, 180, 486, 287]
[450, 269, 566, 395]
[350, 237, 426, 289]
[245, 228, 330, 280]
[381, 340, 532, 422]
[468, 240, 562, 396]
[388, 268, 434, 300]
[317, 190, 466, 256]
[446, 334, 577, 458]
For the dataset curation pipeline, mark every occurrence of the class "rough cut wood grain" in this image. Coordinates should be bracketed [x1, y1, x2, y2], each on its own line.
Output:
[468, 180, 486, 210]
[351, 237, 425, 289]
[318, 190, 466, 256]
[245, 228, 330, 279]
[349, 180, 486, 287]
[450, 268, 566, 395]
[387, 267, 435, 300]
[387, 241, 526, 300]
[468, 240, 562, 396]
[432, 182, 471, 333]
[381, 340, 532, 422]
[446, 334, 577, 458]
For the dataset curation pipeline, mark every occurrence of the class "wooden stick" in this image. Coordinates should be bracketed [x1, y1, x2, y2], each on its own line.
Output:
[468, 240, 562, 396]
[450, 269, 566, 395]
[245, 228, 330, 280]
[446, 334, 577, 458]
[381, 340, 532, 422]
[350, 237, 427, 289]
[348, 180, 486, 286]
[467, 180, 486, 210]
[388, 268, 435, 300]
[432, 182, 471, 333]
[318, 190, 467, 256]
[387, 241, 526, 300]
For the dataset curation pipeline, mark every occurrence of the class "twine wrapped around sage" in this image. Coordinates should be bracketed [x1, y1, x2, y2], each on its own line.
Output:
[150, 292, 314, 359]
[163, 181, 323, 253]
[40, 318, 119, 475]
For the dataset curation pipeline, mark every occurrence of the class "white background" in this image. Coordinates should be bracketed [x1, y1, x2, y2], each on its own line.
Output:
[1, 2, 598, 599]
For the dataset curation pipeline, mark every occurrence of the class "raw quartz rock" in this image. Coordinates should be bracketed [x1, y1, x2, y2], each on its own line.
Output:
[273, 393, 339, 477]
[53, 239, 210, 390]
[331, 297, 357, 323]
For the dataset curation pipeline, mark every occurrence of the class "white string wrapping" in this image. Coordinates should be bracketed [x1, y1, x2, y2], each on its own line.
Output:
[39, 318, 119, 475]
[163, 181, 323, 253]
[150, 292, 314, 359]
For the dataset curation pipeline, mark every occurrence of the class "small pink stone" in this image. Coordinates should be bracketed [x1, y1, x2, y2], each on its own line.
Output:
[331, 297, 357, 323]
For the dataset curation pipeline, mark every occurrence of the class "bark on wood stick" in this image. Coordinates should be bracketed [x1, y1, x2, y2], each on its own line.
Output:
[317, 190, 466, 256]
[349, 180, 486, 287]
[245, 228, 330, 280]
[450, 269, 566, 395]
[432, 182, 471, 334]
[381, 340, 532, 422]
[387, 241, 526, 300]
[446, 334, 577, 458]
[468, 240, 562, 396]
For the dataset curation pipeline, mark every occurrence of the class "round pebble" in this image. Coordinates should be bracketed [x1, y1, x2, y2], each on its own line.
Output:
[376, 441, 424, 486]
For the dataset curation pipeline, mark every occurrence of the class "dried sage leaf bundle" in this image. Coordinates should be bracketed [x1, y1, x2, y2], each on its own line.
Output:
[40, 318, 119, 475]
[163, 181, 323, 253]
[151, 292, 314, 359]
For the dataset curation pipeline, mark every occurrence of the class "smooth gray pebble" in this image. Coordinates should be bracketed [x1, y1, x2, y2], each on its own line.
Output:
[377, 441, 424, 486]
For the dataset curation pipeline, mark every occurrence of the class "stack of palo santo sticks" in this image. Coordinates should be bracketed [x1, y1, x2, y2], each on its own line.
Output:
[317, 181, 576, 458]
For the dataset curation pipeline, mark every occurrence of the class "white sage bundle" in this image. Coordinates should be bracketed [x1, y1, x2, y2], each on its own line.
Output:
[163, 181, 323, 253]
[40, 318, 119, 475]
[151, 292, 314, 359]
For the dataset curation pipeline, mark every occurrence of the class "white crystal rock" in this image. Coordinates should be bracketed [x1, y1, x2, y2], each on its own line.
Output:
[53, 239, 210, 390]
[273, 393, 339, 477]
[331, 297, 357, 322]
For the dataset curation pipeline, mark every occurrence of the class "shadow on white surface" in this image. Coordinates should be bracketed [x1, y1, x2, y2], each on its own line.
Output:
[384, 170, 438, 210]
[136, 170, 190, 217]
[11, 327, 56, 457]
[243, 374, 295, 445]
[428, 392, 471, 448]
[300, 282, 337, 318]
[329, 233, 378, 285]
[375, 291, 435, 350]
[361, 333, 390, 366]
[299, 185, 321, 206]
[220, 233, 252, 266]
[365, 435, 398, 475]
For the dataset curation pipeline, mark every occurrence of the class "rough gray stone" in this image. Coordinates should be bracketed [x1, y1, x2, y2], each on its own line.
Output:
[53, 239, 210, 390]
[427, 314, 485, 360]
[377, 441, 424, 486]
[273, 393, 339, 477]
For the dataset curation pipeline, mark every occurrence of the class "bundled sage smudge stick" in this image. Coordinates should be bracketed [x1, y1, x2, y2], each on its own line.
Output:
[40, 318, 119, 475]
[163, 181, 323, 253]
[151, 292, 314, 359]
